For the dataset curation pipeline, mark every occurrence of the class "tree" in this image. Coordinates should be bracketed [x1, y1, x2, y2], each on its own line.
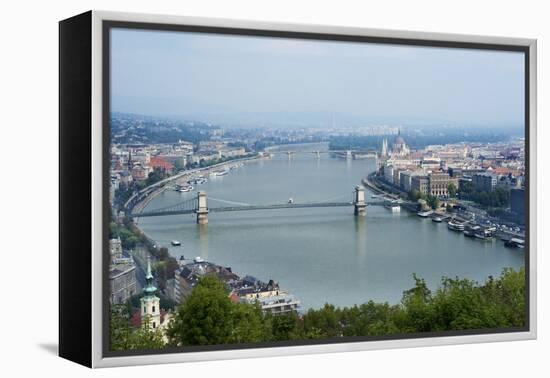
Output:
[447, 183, 457, 197]
[110, 305, 165, 350]
[269, 311, 302, 341]
[409, 189, 422, 202]
[167, 275, 235, 345]
[228, 302, 268, 343]
[426, 194, 440, 209]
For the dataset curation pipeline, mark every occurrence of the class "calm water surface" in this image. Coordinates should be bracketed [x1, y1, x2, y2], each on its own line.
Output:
[138, 145, 524, 309]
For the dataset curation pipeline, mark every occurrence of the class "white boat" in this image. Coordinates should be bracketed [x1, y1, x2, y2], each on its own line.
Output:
[214, 169, 229, 176]
[505, 238, 525, 249]
[288, 198, 294, 204]
[432, 217, 443, 223]
[178, 185, 194, 192]
[463, 225, 480, 237]
[417, 210, 433, 218]
[171, 240, 181, 246]
[447, 219, 465, 231]
[385, 203, 401, 212]
[475, 228, 494, 240]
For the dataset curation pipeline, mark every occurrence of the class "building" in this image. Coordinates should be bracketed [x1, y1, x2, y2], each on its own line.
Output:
[380, 138, 388, 159]
[400, 170, 423, 192]
[150, 156, 175, 172]
[383, 165, 394, 184]
[140, 259, 161, 330]
[233, 279, 301, 315]
[411, 175, 429, 195]
[393, 168, 406, 188]
[220, 147, 246, 158]
[174, 257, 239, 304]
[420, 157, 442, 171]
[428, 172, 457, 197]
[129, 259, 173, 342]
[110, 237, 123, 261]
[391, 130, 410, 157]
[109, 238, 137, 304]
[448, 167, 463, 178]
[473, 173, 497, 192]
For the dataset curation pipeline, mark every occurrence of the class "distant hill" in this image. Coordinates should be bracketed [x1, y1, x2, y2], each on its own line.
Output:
[110, 112, 214, 144]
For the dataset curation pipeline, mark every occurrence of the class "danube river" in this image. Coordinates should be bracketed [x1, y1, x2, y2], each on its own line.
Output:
[137, 144, 524, 310]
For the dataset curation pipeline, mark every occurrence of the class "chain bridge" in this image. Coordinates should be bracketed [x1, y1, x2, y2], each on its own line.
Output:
[132, 186, 397, 224]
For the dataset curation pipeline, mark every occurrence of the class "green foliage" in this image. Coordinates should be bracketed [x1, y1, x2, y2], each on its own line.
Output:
[145, 167, 169, 187]
[447, 183, 457, 197]
[409, 189, 440, 209]
[109, 305, 165, 351]
[114, 268, 526, 350]
[460, 182, 510, 208]
[409, 189, 422, 202]
[167, 276, 238, 345]
[426, 194, 440, 209]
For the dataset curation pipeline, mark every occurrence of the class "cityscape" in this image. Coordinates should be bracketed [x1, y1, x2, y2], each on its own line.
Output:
[107, 28, 526, 351]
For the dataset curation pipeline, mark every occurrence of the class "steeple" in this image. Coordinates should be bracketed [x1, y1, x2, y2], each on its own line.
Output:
[127, 150, 133, 170]
[140, 256, 161, 330]
[142, 257, 158, 298]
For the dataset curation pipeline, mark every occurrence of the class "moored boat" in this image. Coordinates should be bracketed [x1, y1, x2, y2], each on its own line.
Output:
[417, 210, 433, 218]
[463, 225, 479, 237]
[178, 185, 194, 192]
[447, 219, 465, 231]
[504, 238, 525, 249]
[474, 228, 494, 240]
[171, 240, 181, 246]
[432, 216, 443, 223]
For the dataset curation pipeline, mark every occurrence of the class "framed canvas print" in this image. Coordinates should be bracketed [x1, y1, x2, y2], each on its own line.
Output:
[59, 10, 537, 368]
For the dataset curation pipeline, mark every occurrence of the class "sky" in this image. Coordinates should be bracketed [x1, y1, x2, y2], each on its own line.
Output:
[110, 28, 525, 129]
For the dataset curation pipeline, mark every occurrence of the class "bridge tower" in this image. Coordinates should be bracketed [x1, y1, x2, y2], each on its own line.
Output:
[354, 185, 367, 216]
[196, 191, 209, 224]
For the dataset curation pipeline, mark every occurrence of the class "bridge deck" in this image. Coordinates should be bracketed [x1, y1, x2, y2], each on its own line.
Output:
[134, 200, 392, 218]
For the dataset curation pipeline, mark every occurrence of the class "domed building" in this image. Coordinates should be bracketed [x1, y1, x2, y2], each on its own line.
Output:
[391, 129, 410, 157]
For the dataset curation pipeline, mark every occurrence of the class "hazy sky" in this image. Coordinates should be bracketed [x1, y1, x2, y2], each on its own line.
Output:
[111, 28, 525, 128]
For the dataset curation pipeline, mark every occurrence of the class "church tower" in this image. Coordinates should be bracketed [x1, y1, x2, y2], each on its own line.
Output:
[140, 258, 161, 330]
[127, 150, 133, 171]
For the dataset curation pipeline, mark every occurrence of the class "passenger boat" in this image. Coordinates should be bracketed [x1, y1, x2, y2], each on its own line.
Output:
[504, 238, 525, 249]
[447, 219, 465, 231]
[214, 169, 229, 176]
[171, 240, 181, 246]
[385, 203, 401, 212]
[178, 185, 194, 192]
[463, 225, 479, 237]
[474, 228, 494, 240]
[417, 210, 433, 218]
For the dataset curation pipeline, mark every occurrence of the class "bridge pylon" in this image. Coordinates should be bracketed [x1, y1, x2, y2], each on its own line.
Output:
[354, 185, 367, 216]
[196, 191, 209, 224]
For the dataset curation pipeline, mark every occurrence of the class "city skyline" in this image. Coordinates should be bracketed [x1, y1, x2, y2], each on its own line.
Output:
[111, 28, 525, 130]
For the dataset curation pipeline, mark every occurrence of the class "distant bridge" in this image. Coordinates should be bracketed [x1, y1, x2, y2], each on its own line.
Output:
[266, 149, 378, 159]
[132, 186, 398, 224]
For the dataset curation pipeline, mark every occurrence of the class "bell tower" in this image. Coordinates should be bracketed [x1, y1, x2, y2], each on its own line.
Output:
[140, 258, 161, 330]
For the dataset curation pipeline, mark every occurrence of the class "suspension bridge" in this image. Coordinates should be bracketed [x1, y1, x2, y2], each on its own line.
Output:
[132, 186, 399, 224]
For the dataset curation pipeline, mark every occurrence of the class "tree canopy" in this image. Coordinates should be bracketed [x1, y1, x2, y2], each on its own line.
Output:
[111, 268, 526, 350]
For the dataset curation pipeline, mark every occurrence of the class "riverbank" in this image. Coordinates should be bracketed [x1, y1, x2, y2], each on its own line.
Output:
[127, 153, 266, 214]
[365, 172, 525, 244]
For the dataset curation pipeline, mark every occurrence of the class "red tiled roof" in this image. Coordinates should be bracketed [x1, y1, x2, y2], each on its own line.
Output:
[150, 156, 174, 171]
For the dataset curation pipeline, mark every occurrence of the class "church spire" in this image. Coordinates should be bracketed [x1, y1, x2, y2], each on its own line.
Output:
[142, 257, 157, 298]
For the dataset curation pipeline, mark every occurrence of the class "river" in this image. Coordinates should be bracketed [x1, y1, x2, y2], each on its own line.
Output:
[137, 143, 524, 310]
